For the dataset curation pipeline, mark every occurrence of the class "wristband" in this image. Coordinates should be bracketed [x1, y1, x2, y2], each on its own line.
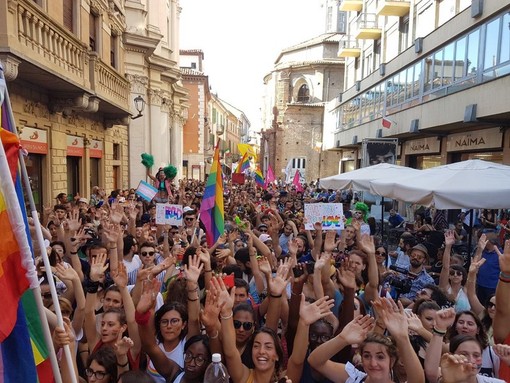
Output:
[134, 310, 151, 326]
[209, 330, 219, 340]
[500, 271, 510, 279]
[204, 269, 213, 273]
[270, 293, 282, 298]
[432, 327, 447, 336]
[117, 360, 129, 368]
[499, 275, 510, 283]
[86, 280, 100, 294]
[70, 251, 78, 255]
[220, 312, 233, 320]
[187, 296, 199, 301]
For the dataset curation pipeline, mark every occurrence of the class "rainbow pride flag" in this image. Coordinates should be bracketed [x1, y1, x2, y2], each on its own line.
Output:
[200, 141, 224, 246]
[235, 152, 250, 174]
[254, 167, 265, 188]
[0, 84, 51, 382]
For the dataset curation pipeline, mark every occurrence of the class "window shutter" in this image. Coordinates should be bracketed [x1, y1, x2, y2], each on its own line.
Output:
[63, 0, 73, 32]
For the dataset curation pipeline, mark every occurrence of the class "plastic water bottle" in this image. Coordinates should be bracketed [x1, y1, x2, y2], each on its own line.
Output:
[203, 353, 229, 383]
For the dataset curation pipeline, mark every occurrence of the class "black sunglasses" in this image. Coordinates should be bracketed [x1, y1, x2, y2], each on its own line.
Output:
[375, 250, 387, 256]
[449, 270, 463, 277]
[233, 320, 254, 331]
[141, 251, 155, 256]
[185, 217, 195, 221]
[487, 302, 496, 308]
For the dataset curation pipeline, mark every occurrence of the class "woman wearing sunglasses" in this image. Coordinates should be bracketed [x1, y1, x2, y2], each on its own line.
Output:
[233, 303, 258, 368]
[439, 231, 471, 313]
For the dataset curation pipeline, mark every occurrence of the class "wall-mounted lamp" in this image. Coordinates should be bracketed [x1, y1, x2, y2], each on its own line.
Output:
[130, 95, 145, 120]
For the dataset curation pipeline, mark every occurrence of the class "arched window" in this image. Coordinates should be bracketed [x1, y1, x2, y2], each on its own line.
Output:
[297, 84, 310, 102]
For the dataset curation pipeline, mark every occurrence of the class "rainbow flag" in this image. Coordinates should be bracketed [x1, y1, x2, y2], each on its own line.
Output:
[0, 83, 51, 382]
[200, 140, 224, 247]
[254, 167, 265, 188]
[235, 152, 250, 174]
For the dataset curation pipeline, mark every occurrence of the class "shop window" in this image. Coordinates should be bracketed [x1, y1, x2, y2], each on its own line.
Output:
[90, 158, 100, 190]
[67, 156, 81, 197]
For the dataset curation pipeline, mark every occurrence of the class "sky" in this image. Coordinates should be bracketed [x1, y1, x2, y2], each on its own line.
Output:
[179, 0, 325, 132]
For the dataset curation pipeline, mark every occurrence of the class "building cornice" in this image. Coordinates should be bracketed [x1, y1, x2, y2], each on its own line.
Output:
[123, 32, 160, 56]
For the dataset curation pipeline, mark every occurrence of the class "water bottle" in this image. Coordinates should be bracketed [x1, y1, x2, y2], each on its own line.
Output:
[203, 353, 229, 383]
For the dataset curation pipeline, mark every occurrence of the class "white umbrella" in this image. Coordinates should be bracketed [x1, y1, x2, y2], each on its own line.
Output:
[370, 159, 510, 209]
[320, 163, 421, 192]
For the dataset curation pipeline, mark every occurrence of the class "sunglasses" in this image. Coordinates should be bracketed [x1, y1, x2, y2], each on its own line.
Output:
[185, 217, 195, 221]
[259, 229, 268, 233]
[487, 302, 496, 309]
[449, 270, 463, 277]
[141, 251, 155, 256]
[233, 320, 254, 331]
[309, 333, 332, 343]
[375, 250, 386, 256]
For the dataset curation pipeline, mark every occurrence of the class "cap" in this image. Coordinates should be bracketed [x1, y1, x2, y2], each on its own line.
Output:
[412, 243, 429, 258]
[259, 234, 272, 243]
[183, 206, 194, 213]
[78, 197, 89, 204]
[211, 353, 222, 363]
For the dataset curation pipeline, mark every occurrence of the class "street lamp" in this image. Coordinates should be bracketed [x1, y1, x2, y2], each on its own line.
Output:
[130, 95, 145, 119]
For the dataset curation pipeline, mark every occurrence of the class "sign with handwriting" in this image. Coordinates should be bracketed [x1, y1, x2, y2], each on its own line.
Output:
[304, 203, 344, 230]
[155, 204, 183, 226]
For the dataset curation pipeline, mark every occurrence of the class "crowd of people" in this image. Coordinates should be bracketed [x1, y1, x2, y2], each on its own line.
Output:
[34, 176, 510, 383]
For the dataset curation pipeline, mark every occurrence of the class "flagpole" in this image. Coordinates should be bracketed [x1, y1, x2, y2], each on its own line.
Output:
[1, 69, 69, 383]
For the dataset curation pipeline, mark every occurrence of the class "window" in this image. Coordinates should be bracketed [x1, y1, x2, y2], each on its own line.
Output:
[191, 62, 196, 69]
[63, 0, 73, 32]
[89, 12, 98, 52]
[113, 143, 120, 160]
[297, 84, 310, 102]
[110, 33, 118, 68]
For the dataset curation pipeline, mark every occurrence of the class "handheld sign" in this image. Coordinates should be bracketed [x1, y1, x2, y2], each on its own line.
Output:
[304, 203, 344, 230]
[155, 204, 184, 226]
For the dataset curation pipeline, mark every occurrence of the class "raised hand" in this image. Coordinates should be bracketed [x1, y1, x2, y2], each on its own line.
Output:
[67, 209, 82, 232]
[268, 259, 292, 296]
[405, 311, 425, 334]
[102, 221, 120, 244]
[339, 315, 374, 345]
[54, 263, 79, 283]
[444, 230, 455, 247]
[434, 307, 456, 332]
[495, 239, 510, 274]
[439, 353, 477, 383]
[212, 277, 235, 315]
[114, 337, 134, 357]
[493, 343, 510, 366]
[357, 234, 375, 255]
[299, 294, 335, 326]
[257, 256, 272, 276]
[372, 298, 408, 339]
[109, 202, 124, 225]
[184, 254, 203, 283]
[216, 248, 231, 260]
[336, 259, 357, 290]
[323, 231, 337, 252]
[200, 288, 221, 329]
[136, 277, 161, 314]
[468, 257, 486, 275]
[288, 238, 298, 255]
[89, 253, 108, 282]
[112, 261, 128, 288]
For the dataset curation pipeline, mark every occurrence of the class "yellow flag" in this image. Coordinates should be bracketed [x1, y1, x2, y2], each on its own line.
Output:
[237, 143, 257, 160]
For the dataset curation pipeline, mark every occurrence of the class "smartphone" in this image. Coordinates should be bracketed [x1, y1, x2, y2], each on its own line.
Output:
[222, 274, 235, 289]
[292, 266, 304, 278]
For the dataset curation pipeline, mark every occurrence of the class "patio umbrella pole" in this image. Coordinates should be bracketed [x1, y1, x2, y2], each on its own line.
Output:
[381, 197, 384, 240]
[467, 209, 473, 267]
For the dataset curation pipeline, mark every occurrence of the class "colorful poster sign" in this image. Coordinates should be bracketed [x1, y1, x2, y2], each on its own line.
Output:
[155, 204, 183, 226]
[304, 203, 344, 231]
[20, 127, 48, 154]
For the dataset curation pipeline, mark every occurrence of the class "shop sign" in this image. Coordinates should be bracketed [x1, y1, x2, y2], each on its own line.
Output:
[404, 137, 440, 155]
[67, 135, 84, 157]
[446, 127, 502, 152]
[20, 127, 48, 154]
[90, 139, 103, 158]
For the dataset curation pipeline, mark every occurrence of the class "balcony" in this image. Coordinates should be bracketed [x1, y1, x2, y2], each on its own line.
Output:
[89, 53, 130, 112]
[354, 13, 382, 40]
[376, 0, 410, 17]
[339, 0, 363, 12]
[11, 1, 89, 88]
[338, 38, 361, 58]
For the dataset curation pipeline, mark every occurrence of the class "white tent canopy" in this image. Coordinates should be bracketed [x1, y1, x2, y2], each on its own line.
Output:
[369, 159, 510, 209]
[320, 163, 421, 192]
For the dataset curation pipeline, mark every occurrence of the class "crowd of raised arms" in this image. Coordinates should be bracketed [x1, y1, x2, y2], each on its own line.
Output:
[35, 176, 510, 383]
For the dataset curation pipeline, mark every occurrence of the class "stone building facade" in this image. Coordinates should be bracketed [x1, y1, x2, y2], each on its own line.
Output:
[0, 0, 132, 211]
